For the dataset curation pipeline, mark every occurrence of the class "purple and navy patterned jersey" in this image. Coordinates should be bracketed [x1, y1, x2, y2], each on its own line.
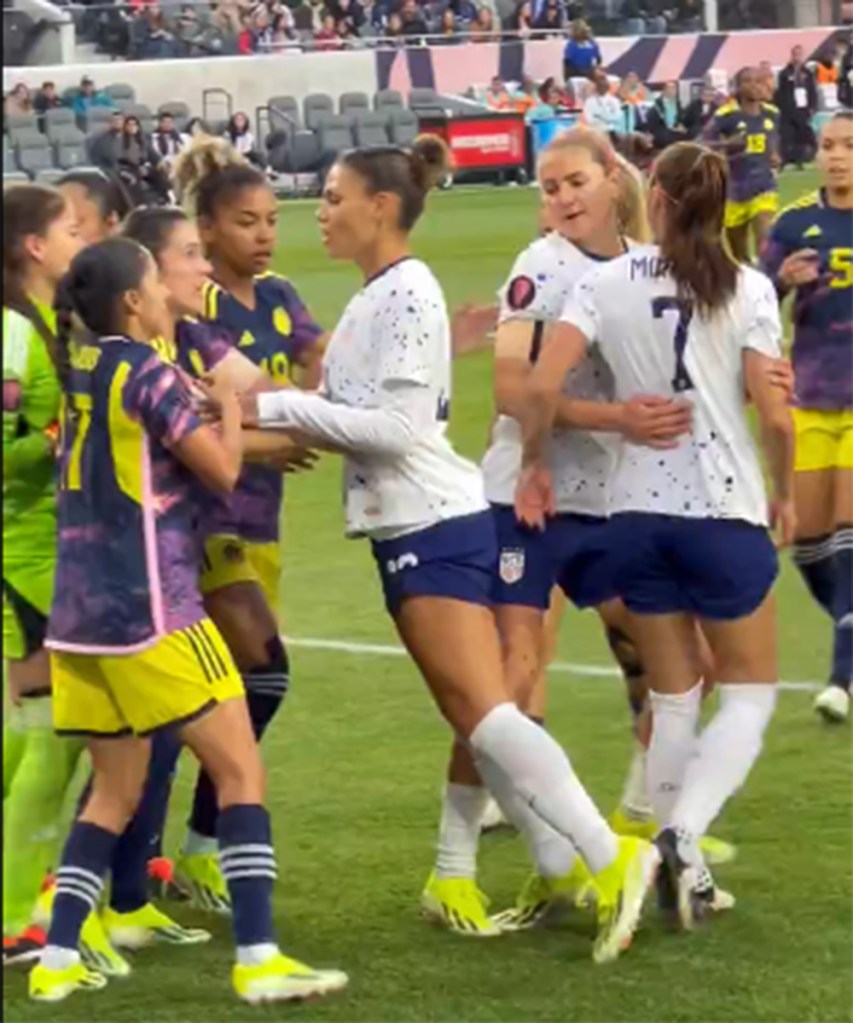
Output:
[760, 191, 853, 411]
[705, 102, 779, 204]
[47, 337, 207, 653]
[201, 272, 324, 544]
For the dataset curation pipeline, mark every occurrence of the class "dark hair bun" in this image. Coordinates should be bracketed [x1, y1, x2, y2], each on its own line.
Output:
[409, 134, 452, 193]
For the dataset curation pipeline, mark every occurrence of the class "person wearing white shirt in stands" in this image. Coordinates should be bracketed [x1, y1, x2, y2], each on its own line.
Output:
[516, 141, 793, 931]
[242, 135, 660, 965]
[583, 70, 624, 137]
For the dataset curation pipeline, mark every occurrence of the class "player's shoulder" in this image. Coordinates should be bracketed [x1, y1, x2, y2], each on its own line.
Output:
[761, 101, 780, 116]
[714, 100, 739, 118]
[774, 189, 822, 232]
[378, 256, 443, 298]
[202, 278, 226, 319]
[735, 264, 779, 314]
[254, 269, 297, 299]
[2, 307, 35, 357]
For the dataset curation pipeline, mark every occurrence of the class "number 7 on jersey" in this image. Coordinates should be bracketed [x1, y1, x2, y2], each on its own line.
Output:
[652, 297, 695, 393]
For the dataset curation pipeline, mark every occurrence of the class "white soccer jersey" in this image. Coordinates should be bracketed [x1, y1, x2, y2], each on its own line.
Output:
[559, 245, 783, 526]
[482, 232, 619, 515]
[322, 257, 486, 538]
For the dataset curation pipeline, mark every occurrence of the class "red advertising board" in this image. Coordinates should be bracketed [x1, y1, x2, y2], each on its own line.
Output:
[420, 114, 527, 171]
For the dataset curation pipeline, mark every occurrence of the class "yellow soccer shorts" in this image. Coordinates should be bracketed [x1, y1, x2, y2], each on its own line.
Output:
[724, 190, 779, 229]
[794, 408, 853, 472]
[199, 533, 281, 613]
[51, 618, 244, 737]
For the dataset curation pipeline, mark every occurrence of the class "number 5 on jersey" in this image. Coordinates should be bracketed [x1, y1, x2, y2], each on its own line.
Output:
[652, 297, 695, 393]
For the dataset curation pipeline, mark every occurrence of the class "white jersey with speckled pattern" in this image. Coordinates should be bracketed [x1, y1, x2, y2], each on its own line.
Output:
[482, 232, 620, 515]
[322, 256, 486, 537]
[560, 245, 782, 526]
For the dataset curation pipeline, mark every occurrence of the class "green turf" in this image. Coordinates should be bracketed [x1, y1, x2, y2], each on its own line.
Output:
[5, 169, 852, 1023]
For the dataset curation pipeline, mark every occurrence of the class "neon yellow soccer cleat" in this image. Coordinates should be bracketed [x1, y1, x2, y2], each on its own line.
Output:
[232, 952, 349, 1005]
[173, 853, 231, 915]
[29, 961, 107, 1003]
[592, 836, 659, 965]
[420, 873, 502, 937]
[609, 809, 737, 866]
[492, 859, 593, 932]
[102, 903, 211, 949]
[80, 907, 132, 977]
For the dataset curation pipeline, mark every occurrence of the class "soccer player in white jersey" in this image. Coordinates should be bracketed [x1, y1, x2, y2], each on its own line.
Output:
[242, 136, 659, 963]
[424, 128, 698, 935]
[516, 141, 794, 929]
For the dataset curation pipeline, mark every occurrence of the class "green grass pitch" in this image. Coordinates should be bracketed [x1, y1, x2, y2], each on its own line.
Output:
[4, 170, 852, 1023]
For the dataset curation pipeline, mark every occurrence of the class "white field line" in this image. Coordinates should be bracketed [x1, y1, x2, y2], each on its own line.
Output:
[283, 635, 821, 693]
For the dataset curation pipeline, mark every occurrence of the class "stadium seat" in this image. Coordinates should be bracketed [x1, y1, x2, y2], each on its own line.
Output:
[35, 168, 64, 186]
[269, 130, 322, 173]
[408, 88, 439, 110]
[268, 95, 301, 134]
[117, 102, 155, 134]
[83, 107, 117, 134]
[317, 115, 354, 156]
[62, 86, 81, 107]
[387, 108, 419, 146]
[303, 93, 335, 131]
[3, 138, 16, 174]
[105, 82, 136, 103]
[8, 126, 45, 148]
[339, 91, 370, 123]
[3, 171, 31, 187]
[353, 111, 390, 147]
[16, 135, 54, 179]
[374, 88, 404, 113]
[5, 111, 38, 134]
[44, 107, 77, 136]
[623, 17, 646, 34]
[54, 139, 89, 171]
[157, 101, 191, 130]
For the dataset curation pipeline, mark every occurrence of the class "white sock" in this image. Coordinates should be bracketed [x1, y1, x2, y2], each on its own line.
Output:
[647, 681, 703, 828]
[41, 945, 80, 970]
[469, 703, 617, 874]
[236, 942, 279, 967]
[434, 783, 490, 879]
[618, 742, 653, 822]
[670, 683, 777, 845]
[492, 782, 577, 879]
[183, 829, 219, 857]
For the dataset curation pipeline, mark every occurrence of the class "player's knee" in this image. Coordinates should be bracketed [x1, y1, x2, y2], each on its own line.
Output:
[501, 637, 542, 707]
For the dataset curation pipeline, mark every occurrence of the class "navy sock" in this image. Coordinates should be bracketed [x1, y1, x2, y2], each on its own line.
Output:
[110, 729, 182, 912]
[793, 535, 835, 617]
[188, 639, 289, 840]
[48, 822, 117, 950]
[830, 526, 853, 691]
[217, 804, 277, 948]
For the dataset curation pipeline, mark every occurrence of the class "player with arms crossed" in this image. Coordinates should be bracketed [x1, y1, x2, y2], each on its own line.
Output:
[761, 110, 853, 723]
[516, 141, 794, 928]
[706, 66, 781, 263]
[244, 137, 660, 964]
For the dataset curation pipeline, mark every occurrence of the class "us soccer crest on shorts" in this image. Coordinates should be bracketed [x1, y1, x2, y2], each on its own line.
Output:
[499, 548, 525, 584]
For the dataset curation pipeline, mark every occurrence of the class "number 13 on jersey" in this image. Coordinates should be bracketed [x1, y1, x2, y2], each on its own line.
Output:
[652, 297, 695, 393]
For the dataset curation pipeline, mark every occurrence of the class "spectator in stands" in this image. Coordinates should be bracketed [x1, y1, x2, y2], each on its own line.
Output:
[619, 71, 648, 106]
[757, 60, 776, 102]
[151, 112, 186, 175]
[450, 0, 479, 21]
[435, 7, 462, 43]
[314, 11, 343, 47]
[563, 20, 602, 82]
[33, 81, 61, 116]
[173, 4, 203, 52]
[682, 82, 719, 138]
[532, 0, 562, 36]
[815, 44, 840, 85]
[224, 111, 265, 169]
[583, 70, 623, 134]
[91, 111, 126, 173]
[211, 0, 243, 36]
[327, 0, 365, 35]
[119, 113, 172, 203]
[470, 5, 498, 41]
[506, 0, 533, 36]
[840, 36, 853, 107]
[134, 4, 178, 58]
[72, 77, 113, 123]
[777, 45, 818, 169]
[511, 74, 539, 114]
[526, 76, 570, 121]
[5, 82, 33, 117]
[400, 0, 429, 36]
[645, 79, 689, 150]
[185, 116, 211, 139]
[238, 12, 258, 51]
[267, 9, 297, 46]
[485, 76, 512, 110]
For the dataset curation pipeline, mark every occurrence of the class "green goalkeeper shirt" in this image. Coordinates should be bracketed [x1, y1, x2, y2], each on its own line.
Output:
[3, 304, 60, 575]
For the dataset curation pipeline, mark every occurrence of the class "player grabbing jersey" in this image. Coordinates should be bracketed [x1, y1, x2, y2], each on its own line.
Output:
[29, 238, 347, 1005]
[246, 136, 659, 964]
[705, 66, 780, 262]
[761, 111, 853, 723]
[517, 142, 794, 930]
[165, 148, 327, 910]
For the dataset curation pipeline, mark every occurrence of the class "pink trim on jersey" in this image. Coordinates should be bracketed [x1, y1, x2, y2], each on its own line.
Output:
[141, 433, 166, 637]
[45, 633, 161, 656]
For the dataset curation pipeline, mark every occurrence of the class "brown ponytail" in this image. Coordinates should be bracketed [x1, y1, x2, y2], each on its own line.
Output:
[652, 141, 738, 318]
[2, 183, 66, 366]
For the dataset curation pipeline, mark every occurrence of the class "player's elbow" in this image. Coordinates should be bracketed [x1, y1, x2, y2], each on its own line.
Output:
[493, 369, 526, 418]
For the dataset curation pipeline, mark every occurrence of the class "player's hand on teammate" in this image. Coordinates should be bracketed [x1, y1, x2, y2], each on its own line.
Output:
[239, 393, 260, 427]
[769, 496, 797, 549]
[450, 303, 498, 356]
[766, 358, 795, 401]
[619, 395, 692, 449]
[778, 248, 820, 289]
[514, 464, 556, 531]
[265, 442, 320, 474]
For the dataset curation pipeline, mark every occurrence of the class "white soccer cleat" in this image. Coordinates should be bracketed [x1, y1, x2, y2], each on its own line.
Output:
[814, 686, 850, 724]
